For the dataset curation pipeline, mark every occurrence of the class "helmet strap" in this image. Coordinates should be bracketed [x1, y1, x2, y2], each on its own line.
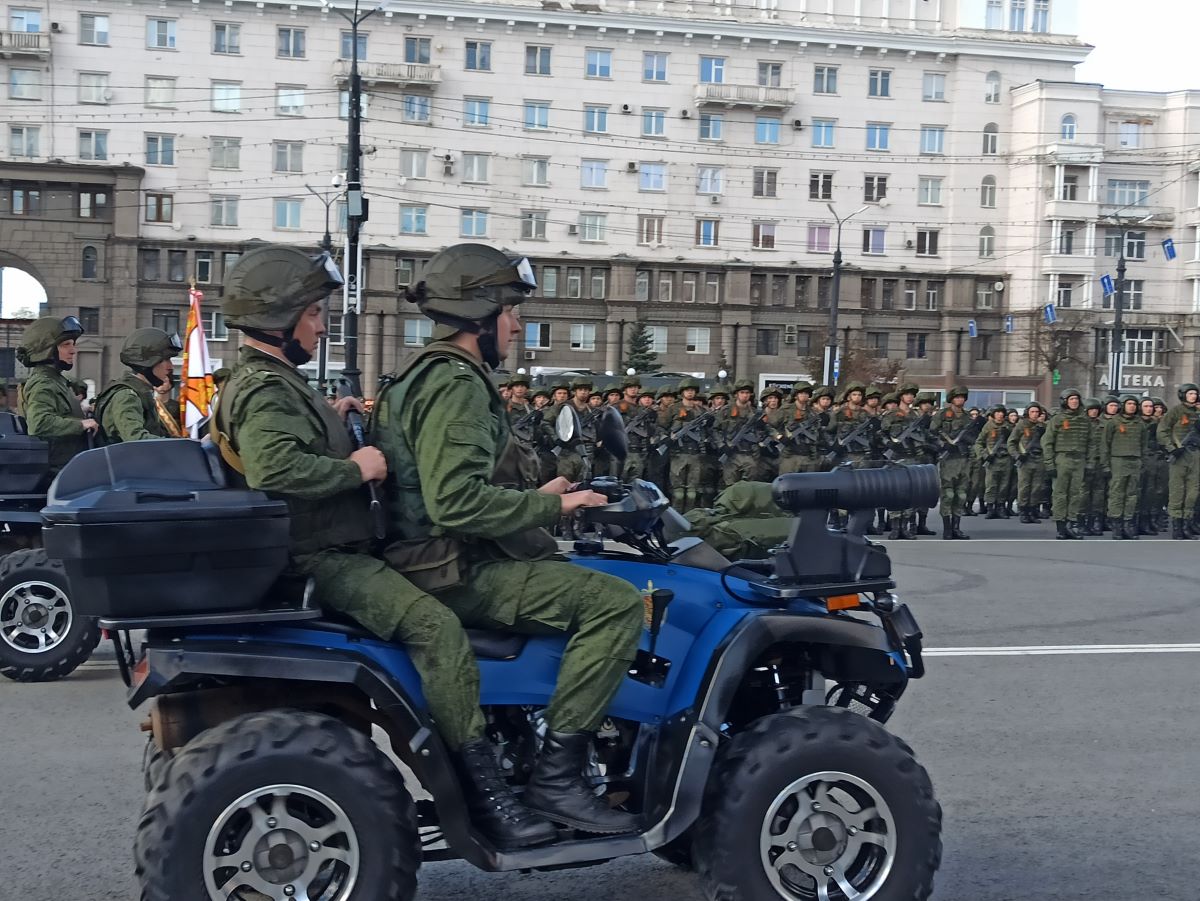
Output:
[477, 311, 502, 369]
[132, 364, 164, 388]
[240, 326, 313, 367]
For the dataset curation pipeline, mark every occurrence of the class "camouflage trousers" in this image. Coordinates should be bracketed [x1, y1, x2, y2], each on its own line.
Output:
[1050, 452, 1086, 521]
[966, 459, 986, 509]
[670, 451, 704, 510]
[620, 451, 647, 483]
[556, 449, 587, 482]
[938, 454, 970, 515]
[778, 454, 824, 475]
[983, 458, 1014, 505]
[698, 455, 720, 508]
[722, 452, 758, 489]
[1139, 456, 1168, 515]
[1083, 468, 1107, 517]
[1107, 457, 1143, 520]
[1167, 449, 1200, 519]
[1015, 458, 1047, 509]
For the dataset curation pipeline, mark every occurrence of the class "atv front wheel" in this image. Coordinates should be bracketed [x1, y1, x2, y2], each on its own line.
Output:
[693, 708, 942, 901]
[135, 709, 420, 901]
[0, 549, 99, 682]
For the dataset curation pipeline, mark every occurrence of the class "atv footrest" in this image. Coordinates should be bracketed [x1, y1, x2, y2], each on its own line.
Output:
[98, 605, 322, 631]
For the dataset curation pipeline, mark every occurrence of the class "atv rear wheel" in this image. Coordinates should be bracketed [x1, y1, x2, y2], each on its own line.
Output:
[693, 708, 941, 901]
[0, 549, 99, 682]
[135, 709, 420, 901]
[142, 737, 174, 794]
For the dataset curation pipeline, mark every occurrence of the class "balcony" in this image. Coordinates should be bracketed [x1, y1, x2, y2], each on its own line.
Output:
[0, 30, 50, 59]
[1044, 198, 1099, 221]
[1045, 142, 1104, 164]
[1099, 204, 1174, 226]
[332, 60, 440, 88]
[694, 83, 795, 110]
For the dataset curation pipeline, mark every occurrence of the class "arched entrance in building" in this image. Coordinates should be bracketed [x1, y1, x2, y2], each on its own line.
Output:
[0, 255, 52, 411]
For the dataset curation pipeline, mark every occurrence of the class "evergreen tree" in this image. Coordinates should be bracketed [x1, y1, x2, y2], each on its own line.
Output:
[625, 322, 662, 373]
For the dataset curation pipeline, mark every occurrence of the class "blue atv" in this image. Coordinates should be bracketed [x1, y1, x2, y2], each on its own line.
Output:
[42, 428, 942, 901]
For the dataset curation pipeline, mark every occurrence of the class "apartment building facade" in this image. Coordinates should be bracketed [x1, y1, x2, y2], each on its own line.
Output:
[11, 0, 1192, 403]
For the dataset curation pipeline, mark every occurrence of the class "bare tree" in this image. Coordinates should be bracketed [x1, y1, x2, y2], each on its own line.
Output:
[802, 336, 905, 387]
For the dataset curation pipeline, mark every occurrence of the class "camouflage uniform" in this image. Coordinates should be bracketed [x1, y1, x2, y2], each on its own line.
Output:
[1007, 404, 1047, 523]
[94, 328, 181, 445]
[930, 386, 973, 539]
[715, 382, 764, 487]
[1158, 384, 1200, 539]
[665, 381, 709, 511]
[776, 383, 825, 475]
[1104, 396, 1147, 538]
[16, 316, 91, 473]
[975, 407, 1012, 518]
[1042, 389, 1090, 539]
[1081, 398, 1107, 535]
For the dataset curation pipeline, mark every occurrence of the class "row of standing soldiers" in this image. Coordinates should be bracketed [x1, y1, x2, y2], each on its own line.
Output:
[497, 375, 1200, 541]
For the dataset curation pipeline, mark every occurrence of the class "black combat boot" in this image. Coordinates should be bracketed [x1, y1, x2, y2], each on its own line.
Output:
[1041, 502, 1053, 519]
[1064, 519, 1083, 540]
[985, 503, 1001, 520]
[1019, 507, 1034, 524]
[1125, 518, 1140, 540]
[915, 512, 937, 536]
[453, 738, 559, 850]
[1156, 510, 1170, 532]
[523, 731, 639, 834]
[942, 515, 954, 540]
[951, 515, 970, 540]
[1005, 501, 1015, 516]
[887, 517, 904, 540]
[1056, 521, 1071, 540]
[1080, 515, 1099, 537]
[1111, 518, 1125, 540]
[1173, 518, 1188, 540]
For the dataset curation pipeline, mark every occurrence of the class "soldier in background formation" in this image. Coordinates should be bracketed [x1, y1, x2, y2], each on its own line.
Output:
[501, 372, 1190, 540]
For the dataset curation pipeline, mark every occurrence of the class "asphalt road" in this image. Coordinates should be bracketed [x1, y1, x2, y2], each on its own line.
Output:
[3, 517, 1198, 900]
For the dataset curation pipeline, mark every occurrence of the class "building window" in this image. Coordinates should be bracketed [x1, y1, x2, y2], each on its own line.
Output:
[520, 210, 548, 240]
[151, 308, 181, 334]
[860, 278, 877, 309]
[201, 309, 230, 342]
[1106, 179, 1150, 206]
[139, 249, 160, 281]
[400, 206, 427, 235]
[522, 157, 549, 186]
[78, 307, 100, 334]
[807, 225, 831, 253]
[525, 322, 551, 349]
[144, 76, 176, 107]
[754, 169, 778, 198]
[195, 252, 214, 284]
[755, 61, 782, 87]
[902, 280, 919, 310]
[582, 105, 610, 134]
[78, 72, 109, 104]
[404, 36, 430, 64]
[880, 279, 896, 310]
[210, 195, 239, 227]
[464, 40, 492, 71]
[699, 56, 725, 84]
[145, 193, 173, 223]
[1061, 114, 1077, 141]
[817, 277, 832, 310]
[464, 97, 490, 126]
[906, 333, 928, 359]
[396, 95, 426, 124]
[1123, 328, 1163, 366]
[9, 125, 39, 157]
[567, 267, 584, 299]
[1118, 121, 1142, 149]
[920, 126, 945, 155]
[643, 109, 667, 138]
[277, 27, 305, 58]
[659, 274, 675, 303]
[985, 71, 1001, 104]
[648, 326, 668, 354]
[864, 175, 888, 203]
[1105, 280, 1145, 311]
[80, 13, 110, 45]
[638, 215, 664, 245]
[634, 271, 650, 302]
[581, 159, 609, 189]
[974, 335, 992, 361]
[695, 219, 720, 247]
[754, 117, 780, 145]
[639, 163, 667, 192]
[644, 51, 668, 82]
[868, 69, 891, 98]
[78, 130, 108, 161]
[980, 176, 997, 208]
[167, 250, 187, 283]
[525, 45, 551, 75]
[146, 18, 177, 49]
[524, 101, 550, 130]
[811, 119, 836, 148]
[585, 48, 612, 78]
[979, 226, 996, 257]
[276, 86, 305, 116]
[697, 166, 724, 194]
[272, 199, 301, 230]
[211, 80, 241, 113]
[579, 214, 607, 242]
[699, 113, 723, 141]
[756, 329, 780, 356]
[460, 209, 488, 237]
[686, 327, 710, 354]
[752, 223, 777, 250]
[79, 189, 108, 219]
[976, 282, 995, 308]
[462, 153, 489, 183]
[9, 68, 41, 100]
[339, 30, 367, 60]
[704, 273, 721, 304]
[916, 230, 939, 256]
[985, 0, 1003, 28]
[809, 172, 833, 201]
[1057, 224, 1077, 255]
[982, 123, 999, 155]
[80, 246, 98, 280]
[10, 187, 39, 215]
[399, 319, 431, 348]
[922, 72, 946, 102]
[273, 141, 304, 173]
[570, 324, 597, 352]
[210, 137, 240, 169]
[925, 281, 943, 310]
[400, 149, 427, 179]
[213, 22, 240, 54]
[868, 332, 889, 357]
[539, 267, 557, 297]
[918, 176, 943, 205]
[865, 123, 890, 151]
[1105, 229, 1147, 260]
[862, 228, 886, 255]
[813, 66, 838, 94]
[1010, 0, 1026, 31]
[1055, 278, 1074, 308]
[1033, 0, 1050, 31]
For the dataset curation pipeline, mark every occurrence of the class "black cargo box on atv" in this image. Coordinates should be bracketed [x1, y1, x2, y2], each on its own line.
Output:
[0, 412, 50, 494]
[41, 440, 291, 619]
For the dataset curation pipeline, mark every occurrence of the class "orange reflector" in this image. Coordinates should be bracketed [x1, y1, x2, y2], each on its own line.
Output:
[826, 594, 860, 611]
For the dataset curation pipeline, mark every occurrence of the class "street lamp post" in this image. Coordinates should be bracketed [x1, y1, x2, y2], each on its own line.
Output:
[823, 204, 869, 387]
[305, 182, 344, 391]
[1105, 212, 1153, 394]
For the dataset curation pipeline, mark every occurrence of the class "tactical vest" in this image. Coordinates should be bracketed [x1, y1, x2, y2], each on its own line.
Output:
[93, 374, 168, 445]
[19, 364, 88, 471]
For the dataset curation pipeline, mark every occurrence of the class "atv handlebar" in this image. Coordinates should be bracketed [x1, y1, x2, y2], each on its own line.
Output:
[773, 464, 940, 514]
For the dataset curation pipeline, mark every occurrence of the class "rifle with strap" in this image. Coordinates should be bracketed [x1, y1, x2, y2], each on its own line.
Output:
[337, 376, 387, 541]
[884, 412, 932, 463]
[656, 409, 713, 456]
[824, 415, 881, 465]
[719, 410, 771, 465]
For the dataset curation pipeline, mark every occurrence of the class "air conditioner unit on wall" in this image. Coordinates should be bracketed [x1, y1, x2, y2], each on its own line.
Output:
[784, 335, 796, 345]
[709, 195, 721, 204]
[567, 224, 578, 235]
[524, 351, 537, 360]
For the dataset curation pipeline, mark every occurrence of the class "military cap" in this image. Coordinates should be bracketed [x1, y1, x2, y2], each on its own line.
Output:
[947, 385, 969, 401]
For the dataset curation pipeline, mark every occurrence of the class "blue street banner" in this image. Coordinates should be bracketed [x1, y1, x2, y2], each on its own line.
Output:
[1100, 274, 1115, 297]
[1004, 314, 1015, 334]
[1044, 304, 1057, 325]
[1163, 237, 1177, 261]
[967, 319, 977, 338]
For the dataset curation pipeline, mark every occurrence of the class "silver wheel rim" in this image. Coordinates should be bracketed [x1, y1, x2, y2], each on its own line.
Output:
[759, 770, 896, 901]
[203, 784, 360, 901]
[0, 579, 72, 656]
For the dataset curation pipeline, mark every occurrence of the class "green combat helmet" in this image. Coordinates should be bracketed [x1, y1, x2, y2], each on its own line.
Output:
[947, 385, 969, 402]
[120, 327, 183, 386]
[1059, 388, 1082, 408]
[881, 392, 899, 406]
[508, 372, 531, 388]
[790, 380, 814, 397]
[1177, 383, 1199, 402]
[915, 391, 936, 406]
[812, 386, 835, 402]
[570, 376, 594, 392]
[222, 245, 345, 365]
[709, 384, 730, 400]
[621, 374, 642, 389]
[16, 315, 85, 369]
[531, 386, 551, 401]
[760, 385, 784, 401]
[986, 404, 1007, 417]
[864, 386, 883, 400]
[733, 378, 755, 394]
[1084, 397, 1103, 412]
[898, 382, 920, 399]
[678, 377, 700, 393]
[655, 386, 677, 401]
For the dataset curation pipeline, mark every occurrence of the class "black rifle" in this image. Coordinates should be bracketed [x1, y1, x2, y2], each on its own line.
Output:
[785, 411, 830, 452]
[719, 411, 771, 465]
[1179, 416, 1200, 455]
[983, 426, 1011, 465]
[656, 409, 714, 456]
[626, 406, 658, 447]
[937, 415, 985, 461]
[884, 412, 932, 463]
[337, 376, 387, 540]
[1015, 424, 1044, 468]
[510, 407, 544, 445]
[823, 415, 881, 465]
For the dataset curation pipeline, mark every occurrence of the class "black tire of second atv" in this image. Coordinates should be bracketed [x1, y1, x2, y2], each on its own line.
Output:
[141, 737, 174, 794]
[134, 709, 421, 901]
[0, 549, 100, 683]
[692, 707, 943, 901]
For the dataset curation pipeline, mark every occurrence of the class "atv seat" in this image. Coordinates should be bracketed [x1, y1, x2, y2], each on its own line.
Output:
[309, 617, 529, 661]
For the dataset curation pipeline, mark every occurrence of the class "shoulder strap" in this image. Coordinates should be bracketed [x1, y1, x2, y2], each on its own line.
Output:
[209, 380, 246, 475]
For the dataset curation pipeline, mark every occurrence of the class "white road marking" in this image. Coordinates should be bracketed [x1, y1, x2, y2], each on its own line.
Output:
[926, 644, 1200, 657]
